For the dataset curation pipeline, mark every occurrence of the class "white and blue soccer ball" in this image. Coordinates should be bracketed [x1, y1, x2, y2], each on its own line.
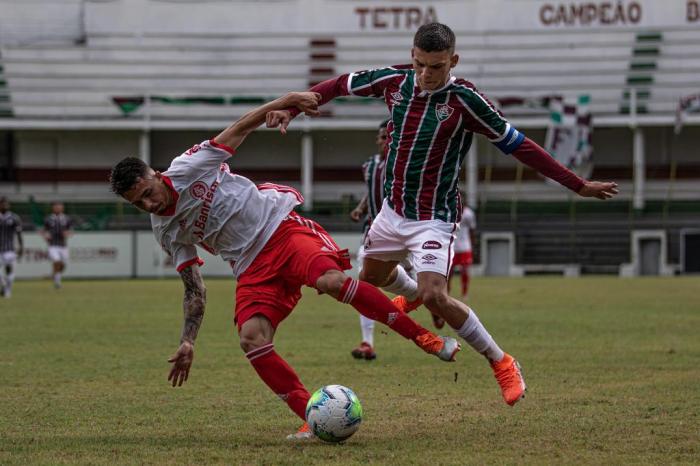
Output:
[305, 385, 363, 442]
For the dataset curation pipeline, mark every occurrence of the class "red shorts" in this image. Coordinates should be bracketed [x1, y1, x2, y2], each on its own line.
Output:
[234, 213, 351, 331]
[452, 251, 473, 267]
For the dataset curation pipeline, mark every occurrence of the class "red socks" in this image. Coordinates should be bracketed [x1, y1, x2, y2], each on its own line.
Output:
[246, 343, 309, 421]
[338, 277, 427, 341]
[461, 270, 470, 297]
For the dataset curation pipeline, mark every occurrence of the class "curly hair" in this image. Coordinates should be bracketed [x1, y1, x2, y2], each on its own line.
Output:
[413, 23, 455, 53]
[109, 157, 149, 195]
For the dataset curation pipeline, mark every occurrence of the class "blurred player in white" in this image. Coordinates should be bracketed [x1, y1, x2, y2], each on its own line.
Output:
[42, 202, 72, 289]
[449, 205, 476, 298]
[350, 120, 444, 360]
[348, 121, 389, 360]
[0, 197, 23, 298]
[109, 92, 460, 440]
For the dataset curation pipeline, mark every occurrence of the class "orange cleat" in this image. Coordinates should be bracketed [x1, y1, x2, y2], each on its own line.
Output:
[490, 353, 527, 406]
[351, 342, 377, 360]
[286, 421, 314, 440]
[431, 312, 445, 329]
[392, 295, 423, 313]
[415, 333, 461, 362]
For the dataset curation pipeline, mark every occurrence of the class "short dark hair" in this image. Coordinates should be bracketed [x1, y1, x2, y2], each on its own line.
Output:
[109, 157, 149, 195]
[413, 23, 455, 53]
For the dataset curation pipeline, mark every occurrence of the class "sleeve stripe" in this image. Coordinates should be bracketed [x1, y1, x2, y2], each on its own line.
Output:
[176, 257, 204, 272]
[209, 139, 235, 155]
[346, 73, 354, 95]
[349, 73, 403, 95]
[455, 94, 500, 138]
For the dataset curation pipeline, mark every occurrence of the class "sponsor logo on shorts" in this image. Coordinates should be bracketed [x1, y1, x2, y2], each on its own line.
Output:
[422, 240, 442, 250]
[421, 253, 438, 265]
[190, 181, 208, 199]
[387, 312, 398, 325]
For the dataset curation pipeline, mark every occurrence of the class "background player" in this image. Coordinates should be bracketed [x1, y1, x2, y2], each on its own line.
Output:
[449, 204, 476, 298]
[109, 91, 460, 440]
[267, 22, 619, 406]
[350, 120, 444, 360]
[42, 202, 72, 289]
[0, 197, 23, 298]
[348, 120, 389, 360]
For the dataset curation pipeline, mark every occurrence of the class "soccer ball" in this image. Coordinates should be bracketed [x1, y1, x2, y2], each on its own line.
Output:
[305, 385, 363, 442]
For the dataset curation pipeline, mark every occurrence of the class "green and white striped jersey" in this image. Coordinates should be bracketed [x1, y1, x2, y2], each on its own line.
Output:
[348, 66, 524, 222]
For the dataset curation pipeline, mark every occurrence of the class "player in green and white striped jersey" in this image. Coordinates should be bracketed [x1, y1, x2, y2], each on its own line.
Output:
[267, 23, 619, 406]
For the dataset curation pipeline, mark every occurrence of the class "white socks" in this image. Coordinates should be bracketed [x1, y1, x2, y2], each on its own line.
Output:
[457, 308, 504, 362]
[359, 315, 375, 347]
[5, 272, 13, 296]
[53, 273, 62, 288]
[382, 265, 419, 301]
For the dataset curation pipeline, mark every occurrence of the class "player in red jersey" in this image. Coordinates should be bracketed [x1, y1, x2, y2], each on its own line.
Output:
[449, 205, 476, 298]
[109, 92, 460, 440]
[268, 23, 618, 406]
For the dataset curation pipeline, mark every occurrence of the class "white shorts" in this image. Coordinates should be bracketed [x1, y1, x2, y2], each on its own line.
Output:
[362, 200, 456, 276]
[358, 225, 415, 274]
[0, 251, 17, 267]
[48, 246, 69, 263]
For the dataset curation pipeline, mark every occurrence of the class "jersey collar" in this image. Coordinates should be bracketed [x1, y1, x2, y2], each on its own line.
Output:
[417, 75, 456, 98]
[159, 175, 179, 216]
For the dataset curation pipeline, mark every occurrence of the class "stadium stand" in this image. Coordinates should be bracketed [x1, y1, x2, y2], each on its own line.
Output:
[2, 27, 700, 120]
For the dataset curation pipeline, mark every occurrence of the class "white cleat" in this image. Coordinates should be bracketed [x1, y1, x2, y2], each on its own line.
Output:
[286, 422, 314, 441]
[437, 336, 461, 362]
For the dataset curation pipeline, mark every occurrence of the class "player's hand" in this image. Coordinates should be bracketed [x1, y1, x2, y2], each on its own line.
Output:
[288, 91, 321, 117]
[577, 181, 619, 200]
[167, 341, 194, 387]
[350, 208, 363, 222]
[266, 110, 292, 135]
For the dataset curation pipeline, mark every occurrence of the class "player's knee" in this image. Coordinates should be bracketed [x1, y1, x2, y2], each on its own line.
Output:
[315, 269, 346, 296]
[239, 332, 270, 353]
[238, 323, 272, 353]
[421, 287, 449, 310]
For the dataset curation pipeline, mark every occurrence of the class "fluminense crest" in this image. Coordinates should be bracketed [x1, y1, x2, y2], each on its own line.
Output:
[435, 103, 454, 121]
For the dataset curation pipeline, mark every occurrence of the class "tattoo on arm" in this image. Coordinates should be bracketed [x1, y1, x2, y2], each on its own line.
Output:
[179, 265, 207, 345]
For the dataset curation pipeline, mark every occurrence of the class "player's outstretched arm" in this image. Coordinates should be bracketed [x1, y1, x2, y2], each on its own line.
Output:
[576, 180, 619, 200]
[213, 92, 320, 150]
[266, 74, 352, 134]
[167, 264, 207, 387]
[511, 137, 619, 200]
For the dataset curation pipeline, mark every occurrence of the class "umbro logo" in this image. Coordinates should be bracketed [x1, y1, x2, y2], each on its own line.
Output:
[421, 253, 438, 265]
[391, 91, 403, 104]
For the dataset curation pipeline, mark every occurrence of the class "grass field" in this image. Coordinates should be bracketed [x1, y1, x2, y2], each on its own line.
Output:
[1, 277, 699, 465]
